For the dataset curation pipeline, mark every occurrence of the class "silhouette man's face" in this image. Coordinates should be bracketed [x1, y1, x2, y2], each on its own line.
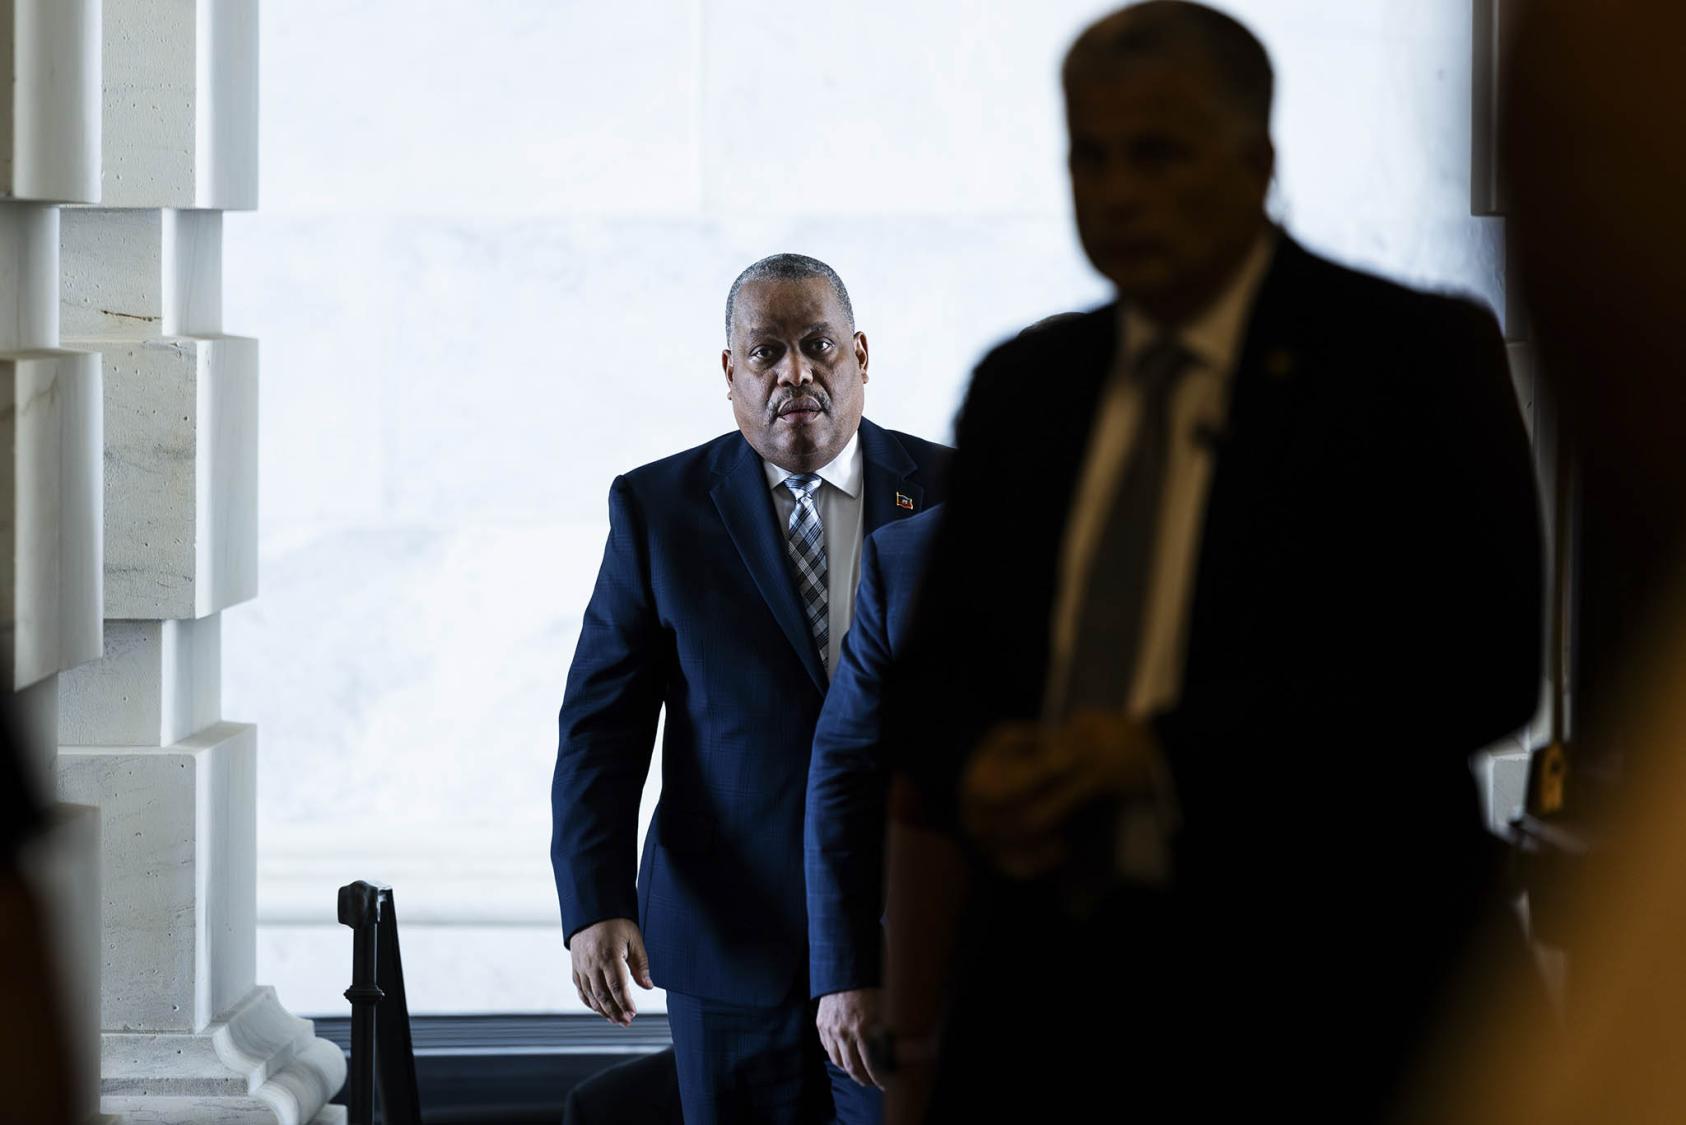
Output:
[722, 277, 869, 474]
[1065, 56, 1272, 321]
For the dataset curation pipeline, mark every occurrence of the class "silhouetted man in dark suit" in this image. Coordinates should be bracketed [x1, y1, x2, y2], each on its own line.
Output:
[805, 507, 942, 1108]
[876, 4, 1543, 1120]
[552, 253, 950, 1124]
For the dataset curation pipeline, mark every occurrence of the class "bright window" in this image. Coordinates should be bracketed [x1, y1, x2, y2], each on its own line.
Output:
[227, 0, 1499, 1015]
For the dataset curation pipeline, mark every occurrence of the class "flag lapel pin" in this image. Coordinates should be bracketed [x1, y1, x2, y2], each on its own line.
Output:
[895, 492, 915, 510]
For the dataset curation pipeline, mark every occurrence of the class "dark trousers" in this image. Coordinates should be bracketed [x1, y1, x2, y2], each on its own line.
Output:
[666, 987, 882, 1125]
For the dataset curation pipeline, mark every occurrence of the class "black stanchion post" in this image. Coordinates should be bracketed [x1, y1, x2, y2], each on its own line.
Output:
[373, 888, 422, 1124]
[338, 880, 386, 1125]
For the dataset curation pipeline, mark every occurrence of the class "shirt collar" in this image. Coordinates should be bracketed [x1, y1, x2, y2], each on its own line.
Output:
[761, 428, 863, 499]
[1119, 228, 1279, 375]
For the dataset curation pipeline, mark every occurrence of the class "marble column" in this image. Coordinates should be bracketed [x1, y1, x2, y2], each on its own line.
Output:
[52, 2, 344, 1121]
[2, 1, 109, 1121]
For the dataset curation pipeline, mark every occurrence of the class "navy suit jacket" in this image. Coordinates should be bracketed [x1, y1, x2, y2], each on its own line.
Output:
[804, 506, 943, 999]
[552, 417, 951, 1005]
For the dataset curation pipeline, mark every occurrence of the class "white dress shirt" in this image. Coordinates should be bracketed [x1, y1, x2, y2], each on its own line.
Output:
[763, 429, 865, 676]
[1047, 231, 1278, 719]
[1045, 232, 1277, 882]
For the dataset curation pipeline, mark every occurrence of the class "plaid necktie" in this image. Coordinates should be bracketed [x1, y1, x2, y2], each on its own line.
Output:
[781, 473, 829, 670]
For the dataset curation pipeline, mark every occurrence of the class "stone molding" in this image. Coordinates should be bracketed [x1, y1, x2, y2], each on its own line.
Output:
[102, 985, 348, 1124]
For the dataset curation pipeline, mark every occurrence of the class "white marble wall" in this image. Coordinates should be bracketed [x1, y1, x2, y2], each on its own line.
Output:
[227, 0, 1509, 1015]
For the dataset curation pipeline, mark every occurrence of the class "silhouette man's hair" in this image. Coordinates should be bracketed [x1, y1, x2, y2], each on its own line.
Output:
[1064, 1, 1274, 138]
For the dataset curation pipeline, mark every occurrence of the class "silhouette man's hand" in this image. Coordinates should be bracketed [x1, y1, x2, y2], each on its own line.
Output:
[961, 712, 1161, 877]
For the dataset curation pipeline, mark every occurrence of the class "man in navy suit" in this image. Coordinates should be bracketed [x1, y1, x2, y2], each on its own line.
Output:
[551, 253, 951, 1124]
[804, 506, 942, 1102]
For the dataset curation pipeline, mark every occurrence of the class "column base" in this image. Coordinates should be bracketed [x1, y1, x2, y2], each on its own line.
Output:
[100, 986, 346, 1124]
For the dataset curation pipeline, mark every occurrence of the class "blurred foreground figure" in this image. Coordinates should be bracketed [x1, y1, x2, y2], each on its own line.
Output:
[877, 2, 1545, 1119]
[0, 711, 75, 1124]
[1426, 2, 1686, 1122]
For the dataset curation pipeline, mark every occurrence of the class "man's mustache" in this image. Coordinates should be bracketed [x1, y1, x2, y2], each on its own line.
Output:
[768, 390, 832, 419]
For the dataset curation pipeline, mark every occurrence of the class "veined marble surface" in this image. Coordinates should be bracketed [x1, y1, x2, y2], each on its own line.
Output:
[0, 350, 105, 690]
[2, 0, 100, 203]
[101, 0, 258, 210]
[76, 334, 258, 621]
[0, 204, 60, 350]
[61, 615, 222, 746]
[60, 207, 225, 340]
[61, 209, 168, 339]
[59, 723, 258, 1034]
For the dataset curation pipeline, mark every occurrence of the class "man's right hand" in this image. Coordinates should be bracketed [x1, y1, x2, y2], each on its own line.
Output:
[570, 918, 654, 1027]
[816, 987, 885, 1089]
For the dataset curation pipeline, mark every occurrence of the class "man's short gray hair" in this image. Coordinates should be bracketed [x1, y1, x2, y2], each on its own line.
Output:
[724, 253, 855, 341]
[1063, 1, 1274, 138]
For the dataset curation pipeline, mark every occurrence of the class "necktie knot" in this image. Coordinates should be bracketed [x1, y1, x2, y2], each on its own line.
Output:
[779, 472, 829, 673]
[1134, 336, 1195, 395]
[782, 473, 823, 502]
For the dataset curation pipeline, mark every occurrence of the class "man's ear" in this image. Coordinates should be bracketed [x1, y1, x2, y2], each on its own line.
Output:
[721, 348, 734, 398]
[854, 331, 870, 383]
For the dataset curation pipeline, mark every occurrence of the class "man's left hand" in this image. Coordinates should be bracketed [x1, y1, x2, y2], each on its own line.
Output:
[960, 710, 1163, 877]
[816, 988, 885, 1089]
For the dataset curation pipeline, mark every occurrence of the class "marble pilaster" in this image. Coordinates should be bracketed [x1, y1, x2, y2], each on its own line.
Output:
[76, 332, 260, 620]
[101, 0, 258, 211]
[0, 203, 62, 348]
[60, 615, 221, 747]
[0, 349, 104, 691]
[59, 724, 258, 1033]
[60, 207, 224, 339]
[50, 4, 344, 1119]
[0, 0, 101, 204]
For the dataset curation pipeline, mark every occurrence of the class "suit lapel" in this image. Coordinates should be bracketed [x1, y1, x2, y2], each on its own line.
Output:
[858, 418, 922, 537]
[1227, 236, 1313, 440]
[710, 436, 829, 692]
[1185, 236, 1318, 669]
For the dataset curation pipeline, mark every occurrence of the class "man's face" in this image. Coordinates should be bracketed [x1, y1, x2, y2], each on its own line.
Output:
[722, 277, 869, 474]
[1066, 57, 1272, 320]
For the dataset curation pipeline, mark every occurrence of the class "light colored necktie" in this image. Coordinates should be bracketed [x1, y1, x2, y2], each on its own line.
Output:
[1060, 335, 1195, 715]
[1055, 337, 1193, 910]
[781, 473, 829, 671]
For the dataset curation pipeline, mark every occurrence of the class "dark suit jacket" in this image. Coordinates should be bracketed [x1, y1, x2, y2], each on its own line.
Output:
[552, 417, 951, 1005]
[804, 505, 943, 999]
[883, 237, 1543, 1113]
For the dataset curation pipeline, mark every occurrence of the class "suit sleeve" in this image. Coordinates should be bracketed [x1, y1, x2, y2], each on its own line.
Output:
[805, 532, 895, 997]
[882, 347, 1032, 834]
[552, 476, 666, 946]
